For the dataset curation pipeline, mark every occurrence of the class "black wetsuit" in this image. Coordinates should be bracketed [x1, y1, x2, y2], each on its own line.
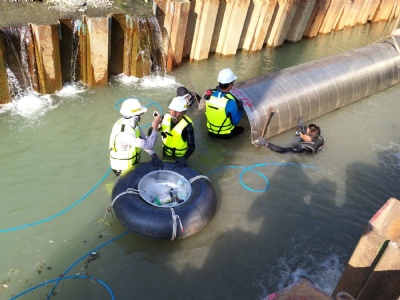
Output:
[267, 135, 324, 154]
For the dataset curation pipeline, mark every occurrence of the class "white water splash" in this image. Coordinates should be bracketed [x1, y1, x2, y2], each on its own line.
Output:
[260, 253, 344, 298]
[0, 83, 88, 120]
[111, 73, 143, 85]
[111, 73, 178, 88]
[56, 82, 88, 97]
[0, 92, 56, 118]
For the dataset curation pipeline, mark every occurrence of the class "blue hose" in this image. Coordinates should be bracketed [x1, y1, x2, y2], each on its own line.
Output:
[207, 162, 315, 193]
[10, 275, 115, 300]
[114, 97, 164, 129]
[0, 168, 112, 233]
[46, 230, 129, 299]
[114, 96, 163, 114]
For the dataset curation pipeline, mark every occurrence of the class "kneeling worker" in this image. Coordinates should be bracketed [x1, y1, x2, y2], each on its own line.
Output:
[204, 68, 245, 139]
[160, 96, 195, 168]
[109, 98, 163, 176]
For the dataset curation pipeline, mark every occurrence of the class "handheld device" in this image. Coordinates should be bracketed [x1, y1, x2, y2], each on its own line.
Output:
[153, 111, 159, 117]
[295, 125, 307, 136]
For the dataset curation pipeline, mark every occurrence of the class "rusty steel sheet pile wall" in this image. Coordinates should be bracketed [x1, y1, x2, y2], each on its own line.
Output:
[0, 32, 11, 104]
[154, 0, 191, 69]
[0, 14, 164, 103]
[232, 34, 400, 142]
[0, 26, 39, 98]
[154, 0, 400, 64]
[1, 0, 399, 103]
[31, 23, 63, 93]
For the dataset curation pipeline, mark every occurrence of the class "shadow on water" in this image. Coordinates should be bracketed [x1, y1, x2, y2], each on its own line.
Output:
[45, 141, 400, 300]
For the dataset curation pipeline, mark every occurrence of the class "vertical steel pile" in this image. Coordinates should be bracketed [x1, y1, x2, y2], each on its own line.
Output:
[0, 14, 165, 103]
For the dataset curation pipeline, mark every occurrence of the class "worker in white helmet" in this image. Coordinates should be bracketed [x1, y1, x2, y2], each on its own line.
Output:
[203, 68, 245, 139]
[160, 96, 195, 168]
[109, 98, 163, 176]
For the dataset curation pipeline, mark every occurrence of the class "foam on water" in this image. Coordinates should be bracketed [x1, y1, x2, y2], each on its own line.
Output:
[373, 142, 400, 176]
[56, 82, 88, 97]
[263, 253, 344, 297]
[0, 83, 91, 119]
[111, 73, 178, 88]
[0, 92, 55, 118]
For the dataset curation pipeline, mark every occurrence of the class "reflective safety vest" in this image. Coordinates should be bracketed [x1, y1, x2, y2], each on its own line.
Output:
[109, 119, 141, 172]
[205, 90, 235, 135]
[161, 114, 193, 157]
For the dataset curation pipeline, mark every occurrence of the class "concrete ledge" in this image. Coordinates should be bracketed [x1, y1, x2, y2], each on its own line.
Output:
[333, 198, 400, 300]
[263, 278, 333, 300]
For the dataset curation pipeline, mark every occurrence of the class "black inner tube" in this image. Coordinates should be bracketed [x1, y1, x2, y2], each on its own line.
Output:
[111, 162, 217, 240]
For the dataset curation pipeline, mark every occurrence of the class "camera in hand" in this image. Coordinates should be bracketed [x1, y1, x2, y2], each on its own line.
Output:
[295, 125, 307, 136]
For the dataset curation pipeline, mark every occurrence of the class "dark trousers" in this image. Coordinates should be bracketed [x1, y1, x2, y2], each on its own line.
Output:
[208, 126, 244, 139]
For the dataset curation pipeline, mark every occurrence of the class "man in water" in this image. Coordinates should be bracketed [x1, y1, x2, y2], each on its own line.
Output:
[176, 86, 201, 107]
[257, 124, 324, 154]
[203, 68, 245, 139]
[160, 96, 195, 168]
[109, 98, 163, 176]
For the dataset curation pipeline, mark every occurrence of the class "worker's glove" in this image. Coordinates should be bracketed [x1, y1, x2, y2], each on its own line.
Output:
[256, 137, 268, 146]
[175, 157, 187, 168]
[151, 154, 164, 169]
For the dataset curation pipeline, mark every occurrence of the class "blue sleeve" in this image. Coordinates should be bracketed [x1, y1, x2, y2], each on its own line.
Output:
[225, 99, 243, 125]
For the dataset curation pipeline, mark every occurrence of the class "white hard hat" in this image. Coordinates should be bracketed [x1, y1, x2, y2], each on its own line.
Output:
[120, 98, 147, 116]
[217, 68, 237, 84]
[168, 96, 188, 112]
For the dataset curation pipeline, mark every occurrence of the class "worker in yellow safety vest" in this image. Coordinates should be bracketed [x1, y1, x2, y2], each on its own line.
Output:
[204, 68, 245, 139]
[109, 98, 163, 176]
[160, 96, 195, 168]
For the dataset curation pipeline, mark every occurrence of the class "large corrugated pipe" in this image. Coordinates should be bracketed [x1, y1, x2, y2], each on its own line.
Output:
[232, 32, 400, 144]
